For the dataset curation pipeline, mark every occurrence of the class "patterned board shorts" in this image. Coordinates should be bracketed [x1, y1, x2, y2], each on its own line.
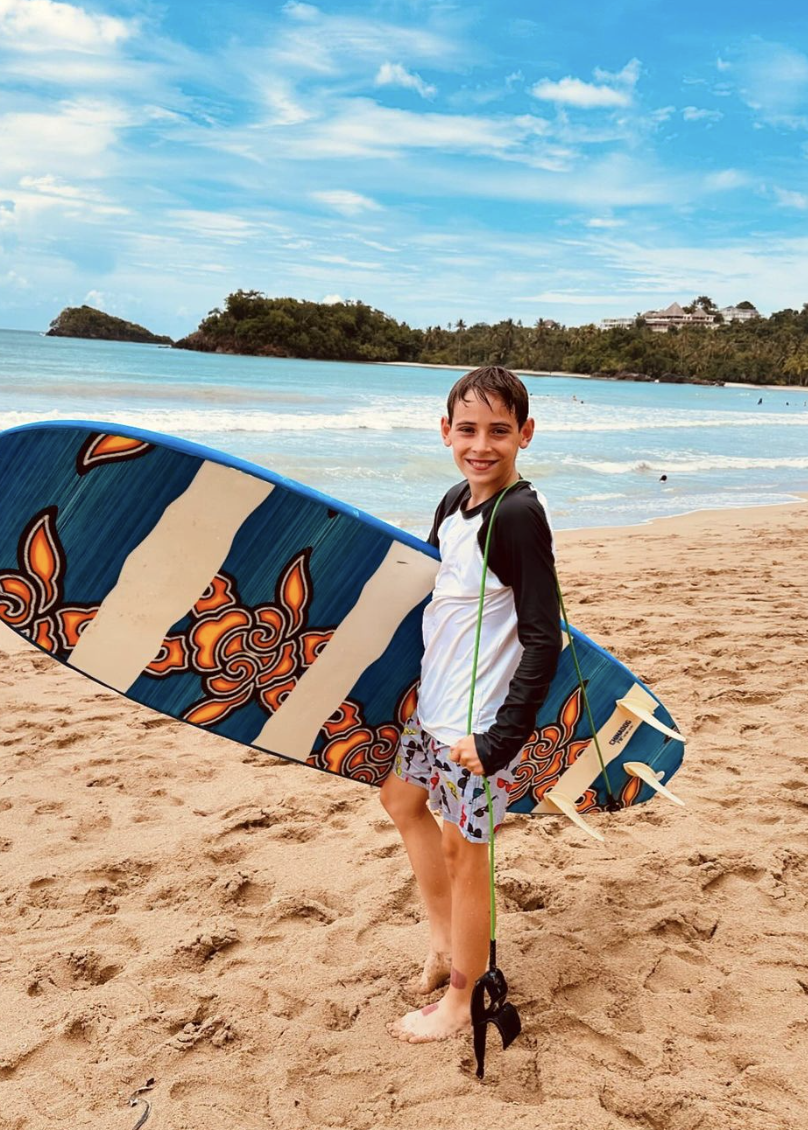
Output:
[392, 713, 517, 843]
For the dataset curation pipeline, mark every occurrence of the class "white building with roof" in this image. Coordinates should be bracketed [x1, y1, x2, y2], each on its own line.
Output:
[600, 301, 721, 333]
[720, 304, 760, 323]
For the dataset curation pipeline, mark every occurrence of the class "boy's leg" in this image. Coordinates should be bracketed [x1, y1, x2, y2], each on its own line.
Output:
[387, 822, 490, 1042]
[379, 773, 453, 989]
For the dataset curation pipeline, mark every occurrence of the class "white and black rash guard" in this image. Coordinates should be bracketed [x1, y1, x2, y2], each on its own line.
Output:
[418, 479, 562, 778]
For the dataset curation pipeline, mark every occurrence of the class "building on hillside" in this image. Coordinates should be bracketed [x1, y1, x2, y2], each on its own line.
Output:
[720, 304, 760, 323]
[600, 301, 719, 333]
[599, 316, 637, 329]
[644, 302, 716, 332]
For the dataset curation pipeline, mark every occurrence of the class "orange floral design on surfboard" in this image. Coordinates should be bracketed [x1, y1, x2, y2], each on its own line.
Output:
[146, 548, 335, 728]
[509, 686, 599, 810]
[310, 680, 419, 786]
[76, 433, 155, 476]
[0, 507, 98, 654]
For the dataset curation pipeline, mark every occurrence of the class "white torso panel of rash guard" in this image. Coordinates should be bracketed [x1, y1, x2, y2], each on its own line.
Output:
[417, 479, 562, 777]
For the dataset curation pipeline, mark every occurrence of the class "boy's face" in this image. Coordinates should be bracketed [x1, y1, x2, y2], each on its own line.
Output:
[441, 392, 534, 497]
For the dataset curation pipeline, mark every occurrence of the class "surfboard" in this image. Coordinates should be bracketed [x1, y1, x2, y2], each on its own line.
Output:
[0, 420, 684, 823]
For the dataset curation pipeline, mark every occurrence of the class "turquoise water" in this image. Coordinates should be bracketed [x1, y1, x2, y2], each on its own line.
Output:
[0, 328, 805, 538]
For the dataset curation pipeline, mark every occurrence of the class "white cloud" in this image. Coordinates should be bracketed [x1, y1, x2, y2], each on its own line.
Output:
[375, 62, 436, 99]
[728, 40, 808, 126]
[322, 293, 343, 304]
[530, 77, 632, 109]
[20, 174, 85, 198]
[585, 217, 625, 229]
[531, 59, 640, 110]
[773, 187, 808, 210]
[0, 0, 132, 53]
[703, 168, 749, 190]
[270, 8, 459, 76]
[84, 288, 106, 307]
[282, 2, 319, 21]
[593, 59, 642, 87]
[260, 79, 312, 126]
[683, 106, 723, 122]
[273, 100, 552, 161]
[1, 269, 30, 290]
[14, 173, 128, 217]
[168, 210, 263, 243]
[577, 233, 808, 315]
[511, 291, 634, 305]
[314, 254, 382, 270]
[649, 105, 676, 123]
[0, 100, 130, 176]
[310, 190, 382, 216]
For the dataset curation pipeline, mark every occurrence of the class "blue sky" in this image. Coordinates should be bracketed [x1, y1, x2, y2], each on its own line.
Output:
[2, 0, 808, 336]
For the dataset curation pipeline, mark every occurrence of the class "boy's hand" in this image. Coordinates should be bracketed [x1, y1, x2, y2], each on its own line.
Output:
[449, 735, 485, 776]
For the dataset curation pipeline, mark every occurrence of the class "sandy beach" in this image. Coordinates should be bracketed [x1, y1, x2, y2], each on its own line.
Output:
[1, 498, 807, 1130]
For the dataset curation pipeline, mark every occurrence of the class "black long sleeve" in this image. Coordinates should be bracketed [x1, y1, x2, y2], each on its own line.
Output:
[473, 489, 562, 776]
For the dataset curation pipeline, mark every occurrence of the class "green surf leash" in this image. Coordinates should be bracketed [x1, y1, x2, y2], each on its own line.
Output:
[467, 479, 522, 1079]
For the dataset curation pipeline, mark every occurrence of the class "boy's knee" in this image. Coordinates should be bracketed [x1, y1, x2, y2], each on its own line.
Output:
[380, 775, 427, 825]
[442, 824, 487, 872]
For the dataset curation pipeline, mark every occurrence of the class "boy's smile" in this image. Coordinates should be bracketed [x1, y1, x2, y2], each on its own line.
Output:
[441, 392, 534, 507]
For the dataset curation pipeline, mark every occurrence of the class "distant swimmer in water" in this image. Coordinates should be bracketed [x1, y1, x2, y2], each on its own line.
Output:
[757, 398, 763, 405]
[659, 474, 668, 483]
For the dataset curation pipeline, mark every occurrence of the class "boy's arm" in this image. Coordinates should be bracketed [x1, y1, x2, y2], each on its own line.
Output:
[473, 496, 562, 777]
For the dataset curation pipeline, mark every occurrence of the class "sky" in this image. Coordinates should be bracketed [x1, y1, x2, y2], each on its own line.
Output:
[3, 0, 808, 336]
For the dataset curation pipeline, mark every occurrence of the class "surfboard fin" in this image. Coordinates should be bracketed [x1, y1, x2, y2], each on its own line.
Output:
[615, 688, 685, 744]
[623, 761, 686, 806]
[543, 790, 605, 842]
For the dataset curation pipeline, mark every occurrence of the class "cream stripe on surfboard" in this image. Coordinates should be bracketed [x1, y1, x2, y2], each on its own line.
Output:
[538, 683, 664, 812]
[69, 462, 274, 691]
[253, 543, 439, 761]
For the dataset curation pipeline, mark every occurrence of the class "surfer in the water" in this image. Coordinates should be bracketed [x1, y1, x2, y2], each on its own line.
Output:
[381, 366, 562, 1043]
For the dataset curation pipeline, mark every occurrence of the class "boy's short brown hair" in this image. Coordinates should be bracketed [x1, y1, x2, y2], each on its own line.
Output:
[446, 366, 530, 428]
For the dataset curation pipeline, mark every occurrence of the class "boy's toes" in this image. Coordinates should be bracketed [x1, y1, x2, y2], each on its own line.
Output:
[386, 1001, 470, 1044]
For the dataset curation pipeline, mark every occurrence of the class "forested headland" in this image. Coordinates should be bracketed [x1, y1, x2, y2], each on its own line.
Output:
[172, 291, 808, 386]
[47, 306, 172, 345]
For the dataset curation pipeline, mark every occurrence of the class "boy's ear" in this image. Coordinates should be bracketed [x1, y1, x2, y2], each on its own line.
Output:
[519, 417, 535, 449]
[440, 416, 452, 446]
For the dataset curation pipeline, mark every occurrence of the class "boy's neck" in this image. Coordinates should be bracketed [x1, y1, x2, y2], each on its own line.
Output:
[465, 471, 521, 509]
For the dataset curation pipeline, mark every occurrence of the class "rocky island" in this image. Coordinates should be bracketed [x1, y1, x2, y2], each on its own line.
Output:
[47, 306, 172, 345]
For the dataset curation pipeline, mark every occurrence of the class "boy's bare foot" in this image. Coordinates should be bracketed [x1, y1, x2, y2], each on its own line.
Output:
[405, 949, 451, 996]
[386, 995, 471, 1043]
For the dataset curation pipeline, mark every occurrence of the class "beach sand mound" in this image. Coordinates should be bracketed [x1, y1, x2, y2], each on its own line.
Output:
[0, 501, 806, 1130]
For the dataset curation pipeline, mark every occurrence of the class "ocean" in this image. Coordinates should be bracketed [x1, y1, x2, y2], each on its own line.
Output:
[1, 327, 805, 539]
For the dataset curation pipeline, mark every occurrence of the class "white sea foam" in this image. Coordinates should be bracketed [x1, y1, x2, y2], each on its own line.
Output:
[572, 492, 627, 502]
[2, 403, 807, 437]
[0, 407, 429, 435]
[574, 455, 808, 475]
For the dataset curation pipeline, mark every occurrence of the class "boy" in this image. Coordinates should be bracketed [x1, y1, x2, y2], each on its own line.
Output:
[381, 365, 562, 1044]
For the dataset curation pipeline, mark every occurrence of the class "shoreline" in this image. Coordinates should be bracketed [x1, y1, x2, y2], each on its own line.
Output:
[557, 491, 808, 538]
[381, 360, 595, 380]
[381, 359, 807, 391]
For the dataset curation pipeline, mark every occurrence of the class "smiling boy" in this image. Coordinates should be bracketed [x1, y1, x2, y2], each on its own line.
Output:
[381, 365, 562, 1044]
